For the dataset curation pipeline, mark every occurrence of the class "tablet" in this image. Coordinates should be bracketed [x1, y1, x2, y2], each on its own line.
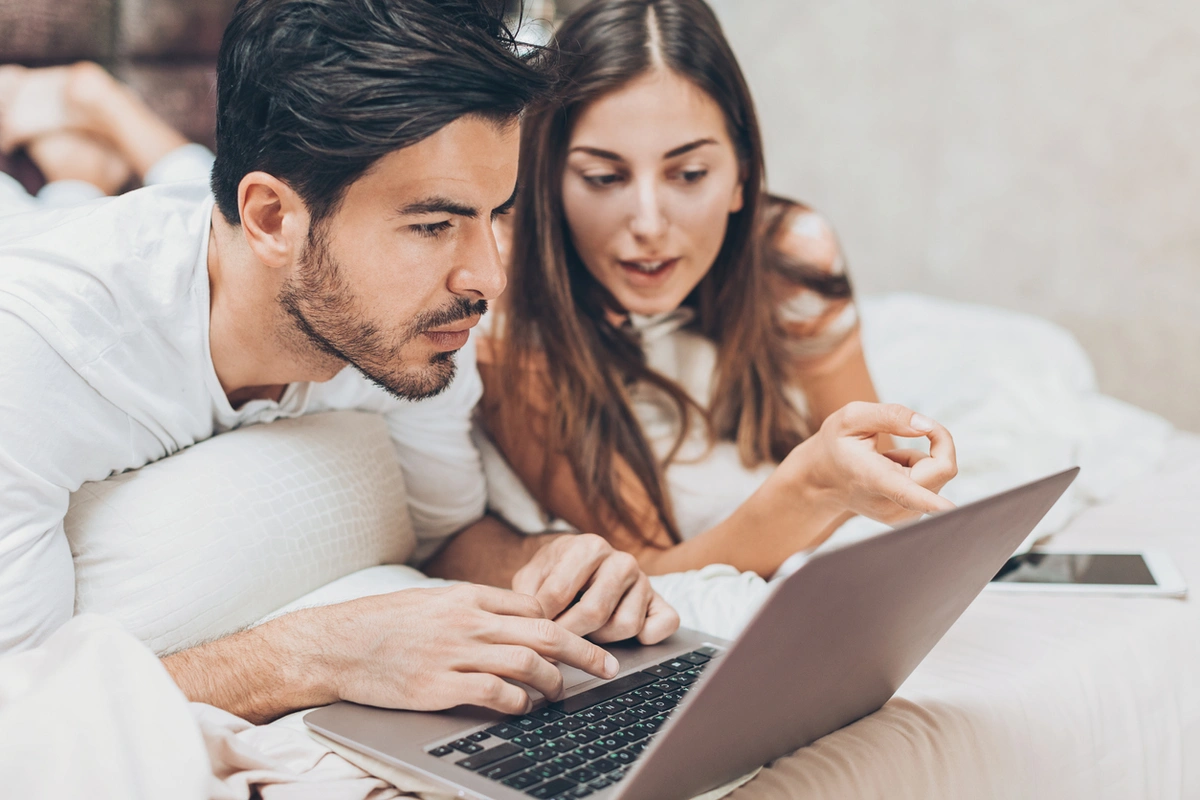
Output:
[986, 548, 1187, 598]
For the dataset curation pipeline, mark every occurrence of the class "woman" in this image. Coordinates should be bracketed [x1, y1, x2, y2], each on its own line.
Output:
[479, 0, 957, 577]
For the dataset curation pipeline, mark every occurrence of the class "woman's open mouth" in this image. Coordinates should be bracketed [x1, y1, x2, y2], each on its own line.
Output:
[618, 257, 680, 284]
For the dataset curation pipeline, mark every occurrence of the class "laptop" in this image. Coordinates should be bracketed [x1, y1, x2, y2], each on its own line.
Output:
[306, 467, 1079, 800]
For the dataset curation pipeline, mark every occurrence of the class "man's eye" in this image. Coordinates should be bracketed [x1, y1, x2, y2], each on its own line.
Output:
[412, 220, 453, 238]
[583, 173, 624, 188]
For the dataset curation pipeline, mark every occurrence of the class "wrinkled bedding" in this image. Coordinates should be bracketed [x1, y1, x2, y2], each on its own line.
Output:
[5, 293, 1191, 798]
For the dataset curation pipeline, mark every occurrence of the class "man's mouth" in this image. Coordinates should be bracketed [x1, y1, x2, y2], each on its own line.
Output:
[421, 315, 481, 351]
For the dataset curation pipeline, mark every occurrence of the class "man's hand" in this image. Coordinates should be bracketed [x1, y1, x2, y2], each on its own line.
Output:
[778, 401, 958, 526]
[164, 582, 622, 722]
[325, 584, 621, 715]
[512, 533, 680, 645]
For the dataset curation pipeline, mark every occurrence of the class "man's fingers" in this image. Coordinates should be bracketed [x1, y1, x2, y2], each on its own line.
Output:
[454, 673, 533, 715]
[468, 644, 566, 702]
[554, 551, 640, 638]
[496, 616, 619, 681]
[636, 592, 680, 645]
[468, 585, 546, 619]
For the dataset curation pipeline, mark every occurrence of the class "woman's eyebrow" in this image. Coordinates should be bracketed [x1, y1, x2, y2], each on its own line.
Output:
[569, 137, 719, 163]
[663, 137, 718, 159]
[569, 145, 624, 161]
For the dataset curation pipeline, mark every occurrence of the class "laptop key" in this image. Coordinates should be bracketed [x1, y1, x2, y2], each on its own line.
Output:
[511, 734, 547, 748]
[642, 665, 674, 679]
[457, 742, 522, 771]
[561, 730, 598, 746]
[532, 708, 566, 723]
[651, 682, 675, 693]
[428, 745, 454, 758]
[631, 687, 662, 700]
[528, 777, 577, 798]
[525, 746, 557, 762]
[558, 716, 587, 731]
[450, 740, 482, 754]
[532, 762, 566, 780]
[608, 712, 637, 727]
[589, 778, 613, 790]
[555, 753, 586, 769]
[469, 731, 492, 742]
[658, 659, 690, 672]
[503, 771, 541, 790]
[596, 702, 622, 716]
[486, 724, 523, 740]
[513, 717, 544, 732]
[694, 645, 721, 657]
[585, 722, 619, 736]
[576, 745, 605, 760]
[679, 651, 710, 665]
[631, 705, 658, 719]
[594, 737, 622, 752]
[539, 722, 568, 740]
[569, 787, 594, 798]
[614, 695, 641, 709]
[611, 749, 637, 765]
[482, 755, 535, 779]
[552, 672, 656, 714]
[590, 757, 617, 774]
[566, 767, 599, 783]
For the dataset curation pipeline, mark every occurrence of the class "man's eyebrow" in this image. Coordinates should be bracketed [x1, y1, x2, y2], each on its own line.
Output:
[396, 196, 479, 219]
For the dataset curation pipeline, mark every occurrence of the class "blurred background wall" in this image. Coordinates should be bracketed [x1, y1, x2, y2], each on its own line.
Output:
[704, 0, 1200, 432]
[2, 0, 1197, 430]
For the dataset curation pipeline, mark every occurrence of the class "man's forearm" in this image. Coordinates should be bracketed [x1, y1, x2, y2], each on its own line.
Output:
[424, 514, 565, 587]
[161, 607, 337, 725]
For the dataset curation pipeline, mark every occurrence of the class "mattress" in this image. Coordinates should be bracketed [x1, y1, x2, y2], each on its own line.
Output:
[727, 432, 1200, 800]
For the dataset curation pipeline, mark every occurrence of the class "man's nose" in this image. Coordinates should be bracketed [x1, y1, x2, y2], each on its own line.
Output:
[449, 220, 508, 300]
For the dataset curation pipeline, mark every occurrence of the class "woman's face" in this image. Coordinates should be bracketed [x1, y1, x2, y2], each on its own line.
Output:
[561, 69, 744, 318]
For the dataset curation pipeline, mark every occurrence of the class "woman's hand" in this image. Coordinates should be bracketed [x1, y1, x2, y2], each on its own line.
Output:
[512, 533, 680, 645]
[778, 401, 958, 526]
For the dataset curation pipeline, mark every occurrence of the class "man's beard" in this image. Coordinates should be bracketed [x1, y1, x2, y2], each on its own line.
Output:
[278, 228, 487, 401]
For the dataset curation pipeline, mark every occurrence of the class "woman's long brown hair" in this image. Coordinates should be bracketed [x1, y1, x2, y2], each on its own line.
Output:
[495, 0, 825, 546]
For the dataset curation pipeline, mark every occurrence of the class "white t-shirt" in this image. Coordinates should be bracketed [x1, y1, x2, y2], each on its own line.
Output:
[0, 180, 486, 653]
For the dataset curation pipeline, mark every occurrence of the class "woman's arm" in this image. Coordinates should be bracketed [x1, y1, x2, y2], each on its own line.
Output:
[767, 206, 883, 430]
[478, 356, 951, 578]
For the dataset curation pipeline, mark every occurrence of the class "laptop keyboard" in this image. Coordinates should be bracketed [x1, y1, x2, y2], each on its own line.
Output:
[426, 646, 721, 799]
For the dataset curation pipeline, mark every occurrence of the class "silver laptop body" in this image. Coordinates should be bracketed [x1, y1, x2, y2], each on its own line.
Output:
[306, 467, 1079, 800]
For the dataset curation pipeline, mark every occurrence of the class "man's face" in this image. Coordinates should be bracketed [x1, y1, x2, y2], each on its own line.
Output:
[280, 115, 517, 400]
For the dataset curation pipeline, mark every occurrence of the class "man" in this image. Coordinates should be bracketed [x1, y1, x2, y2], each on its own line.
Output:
[0, 0, 678, 725]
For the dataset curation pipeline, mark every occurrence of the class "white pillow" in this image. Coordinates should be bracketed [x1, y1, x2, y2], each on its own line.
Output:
[66, 411, 414, 655]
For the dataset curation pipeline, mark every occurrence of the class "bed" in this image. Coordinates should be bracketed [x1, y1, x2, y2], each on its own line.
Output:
[49, 293, 1199, 799]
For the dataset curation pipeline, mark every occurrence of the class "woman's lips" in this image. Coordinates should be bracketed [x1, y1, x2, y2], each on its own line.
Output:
[618, 257, 680, 286]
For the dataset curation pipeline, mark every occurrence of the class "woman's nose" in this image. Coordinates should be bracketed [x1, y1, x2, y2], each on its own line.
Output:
[628, 179, 668, 241]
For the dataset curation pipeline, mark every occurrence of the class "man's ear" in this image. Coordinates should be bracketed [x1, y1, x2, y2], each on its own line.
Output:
[237, 172, 310, 269]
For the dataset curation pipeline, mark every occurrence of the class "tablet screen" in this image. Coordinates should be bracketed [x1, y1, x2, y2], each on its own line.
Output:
[991, 553, 1157, 585]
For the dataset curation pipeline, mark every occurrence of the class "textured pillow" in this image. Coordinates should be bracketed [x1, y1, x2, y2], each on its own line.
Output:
[66, 411, 413, 655]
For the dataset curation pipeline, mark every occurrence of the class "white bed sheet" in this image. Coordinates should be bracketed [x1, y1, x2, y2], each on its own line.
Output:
[726, 432, 1200, 800]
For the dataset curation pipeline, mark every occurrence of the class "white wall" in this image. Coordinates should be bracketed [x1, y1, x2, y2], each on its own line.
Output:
[710, 0, 1200, 431]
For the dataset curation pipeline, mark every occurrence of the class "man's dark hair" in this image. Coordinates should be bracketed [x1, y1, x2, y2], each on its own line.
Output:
[210, 0, 549, 225]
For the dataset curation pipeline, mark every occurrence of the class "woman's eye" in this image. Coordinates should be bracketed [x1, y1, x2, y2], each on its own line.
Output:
[412, 220, 453, 238]
[583, 173, 624, 188]
[678, 169, 708, 184]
